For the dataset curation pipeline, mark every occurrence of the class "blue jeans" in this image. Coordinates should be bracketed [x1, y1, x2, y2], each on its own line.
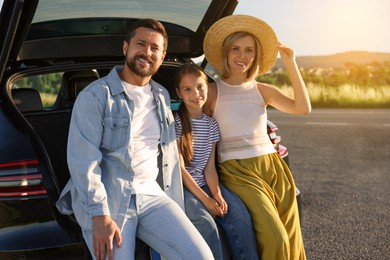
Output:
[82, 193, 213, 260]
[184, 185, 259, 260]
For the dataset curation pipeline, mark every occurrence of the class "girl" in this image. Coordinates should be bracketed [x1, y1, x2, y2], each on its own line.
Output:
[203, 15, 311, 260]
[174, 63, 258, 260]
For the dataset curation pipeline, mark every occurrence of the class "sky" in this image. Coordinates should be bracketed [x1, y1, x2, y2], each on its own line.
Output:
[1, 0, 389, 56]
[233, 0, 390, 56]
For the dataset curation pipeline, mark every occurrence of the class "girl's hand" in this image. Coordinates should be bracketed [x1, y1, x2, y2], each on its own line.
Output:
[214, 194, 228, 215]
[204, 197, 224, 218]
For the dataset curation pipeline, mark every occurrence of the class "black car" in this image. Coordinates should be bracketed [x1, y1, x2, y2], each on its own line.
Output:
[0, 0, 290, 258]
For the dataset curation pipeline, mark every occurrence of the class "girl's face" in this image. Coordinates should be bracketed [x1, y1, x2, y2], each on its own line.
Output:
[227, 35, 256, 75]
[176, 73, 208, 116]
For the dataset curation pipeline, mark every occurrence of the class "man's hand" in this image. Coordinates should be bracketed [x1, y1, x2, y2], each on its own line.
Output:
[93, 215, 122, 260]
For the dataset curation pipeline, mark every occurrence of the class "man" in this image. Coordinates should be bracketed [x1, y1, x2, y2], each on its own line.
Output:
[56, 19, 213, 260]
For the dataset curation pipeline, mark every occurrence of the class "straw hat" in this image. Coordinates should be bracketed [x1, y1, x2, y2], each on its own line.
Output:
[203, 14, 278, 76]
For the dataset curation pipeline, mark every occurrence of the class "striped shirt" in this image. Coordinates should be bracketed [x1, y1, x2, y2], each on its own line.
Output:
[174, 112, 220, 187]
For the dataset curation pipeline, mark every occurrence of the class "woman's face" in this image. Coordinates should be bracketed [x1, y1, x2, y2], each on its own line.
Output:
[227, 35, 256, 75]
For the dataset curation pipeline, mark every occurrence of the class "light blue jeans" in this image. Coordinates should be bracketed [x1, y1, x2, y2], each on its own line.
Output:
[83, 193, 213, 260]
[184, 185, 259, 260]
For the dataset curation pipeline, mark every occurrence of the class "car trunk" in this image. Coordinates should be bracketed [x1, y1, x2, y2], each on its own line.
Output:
[0, 0, 238, 248]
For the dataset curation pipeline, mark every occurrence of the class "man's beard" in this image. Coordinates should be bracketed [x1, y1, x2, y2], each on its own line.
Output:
[125, 54, 159, 77]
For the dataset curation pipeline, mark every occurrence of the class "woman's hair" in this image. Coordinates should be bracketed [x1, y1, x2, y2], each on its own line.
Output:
[174, 63, 208, 165]
[220, 31, 261, 80]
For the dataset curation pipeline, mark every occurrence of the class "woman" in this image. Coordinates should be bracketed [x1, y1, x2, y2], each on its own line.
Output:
[203, 14, 311, 260]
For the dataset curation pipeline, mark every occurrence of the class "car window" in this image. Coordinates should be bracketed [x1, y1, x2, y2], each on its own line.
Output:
[204, 62, 220, 80]
[12, 72, 63, 109]
[33, 0, 211, 32]
[192, 56, 220, 80]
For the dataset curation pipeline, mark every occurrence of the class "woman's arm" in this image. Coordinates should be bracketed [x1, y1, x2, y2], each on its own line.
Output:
[259, 42, 311, 115]
[203, 81, 217, 116]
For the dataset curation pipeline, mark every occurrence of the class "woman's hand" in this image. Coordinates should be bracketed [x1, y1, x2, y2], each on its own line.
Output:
[277, 42, 295, 63]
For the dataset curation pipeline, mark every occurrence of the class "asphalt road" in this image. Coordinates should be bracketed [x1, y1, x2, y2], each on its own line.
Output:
[268, 109, 390, 260]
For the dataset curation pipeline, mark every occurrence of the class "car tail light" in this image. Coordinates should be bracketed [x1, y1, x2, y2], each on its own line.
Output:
[267, 120, 288, 159]
[267, 121, 282, 145]
[0, 159, 47, 199]
[268, 131, 281, 145]
[277, 144, 288, 158]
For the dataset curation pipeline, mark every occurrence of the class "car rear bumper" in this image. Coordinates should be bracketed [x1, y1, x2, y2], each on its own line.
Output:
[0, 220, 79, 251]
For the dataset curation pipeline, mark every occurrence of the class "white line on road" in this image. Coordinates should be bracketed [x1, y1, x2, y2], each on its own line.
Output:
[306, 122, 349, 126]
[305, 122, 390, 127]
[274, 121, 390, 127]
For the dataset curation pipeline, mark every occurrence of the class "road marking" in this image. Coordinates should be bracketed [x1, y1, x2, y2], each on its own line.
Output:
[306, 122, 390, 127]
[306, 122, 349, 126]
[273, 121, 390, 127]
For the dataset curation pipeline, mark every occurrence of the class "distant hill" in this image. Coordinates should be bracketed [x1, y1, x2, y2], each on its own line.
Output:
[274, 51, 390, 69]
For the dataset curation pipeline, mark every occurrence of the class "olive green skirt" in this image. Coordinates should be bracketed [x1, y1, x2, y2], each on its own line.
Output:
[219, 152, 306, 260]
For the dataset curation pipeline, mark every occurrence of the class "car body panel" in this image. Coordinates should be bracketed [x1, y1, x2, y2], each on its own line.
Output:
[0, 221, 75, 251]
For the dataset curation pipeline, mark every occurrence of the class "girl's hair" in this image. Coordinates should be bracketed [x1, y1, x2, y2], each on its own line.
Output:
[174, 63, 208, 165]
[221, 31, 261, 80]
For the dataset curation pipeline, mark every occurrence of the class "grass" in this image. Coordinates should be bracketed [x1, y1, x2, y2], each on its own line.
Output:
[279, 83, 390, 108]
[40, 93, 57, 108]
[40, 84, 390, 109]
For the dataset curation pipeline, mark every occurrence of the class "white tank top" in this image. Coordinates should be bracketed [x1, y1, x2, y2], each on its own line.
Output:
[213, 79, 276, 162]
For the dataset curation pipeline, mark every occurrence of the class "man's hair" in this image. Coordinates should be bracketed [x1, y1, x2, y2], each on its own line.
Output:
[125, 19, 168, 51]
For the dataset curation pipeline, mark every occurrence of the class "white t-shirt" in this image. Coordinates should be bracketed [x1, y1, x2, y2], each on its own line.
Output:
[122, 81, 163, 195]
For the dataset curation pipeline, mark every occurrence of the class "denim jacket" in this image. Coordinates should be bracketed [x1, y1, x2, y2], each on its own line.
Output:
[56, 66, 184, 231]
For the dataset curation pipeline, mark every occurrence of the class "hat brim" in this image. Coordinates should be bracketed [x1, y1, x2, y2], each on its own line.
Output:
[203, 14, 278, 76]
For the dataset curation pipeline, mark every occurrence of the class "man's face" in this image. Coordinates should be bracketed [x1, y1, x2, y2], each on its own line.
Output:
[123, 27, 166, 77]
